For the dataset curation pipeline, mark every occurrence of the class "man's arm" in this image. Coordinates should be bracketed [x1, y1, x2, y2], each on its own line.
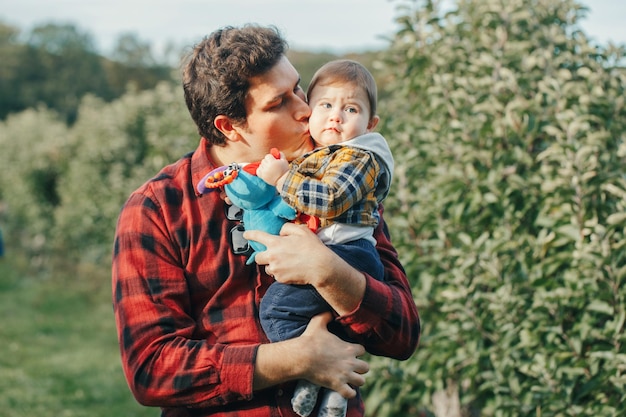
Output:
[337, 206, 421, 359]
[246, 204, 420, 360]
[245, 223, 365, 314]
[113, 190, 260, 408]
[253, 313, 368, 398]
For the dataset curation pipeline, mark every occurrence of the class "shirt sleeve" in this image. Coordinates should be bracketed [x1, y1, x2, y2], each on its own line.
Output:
[281, 147, 378, 220]
[111, 190, 257, 408]
[335, 204, 421, 360]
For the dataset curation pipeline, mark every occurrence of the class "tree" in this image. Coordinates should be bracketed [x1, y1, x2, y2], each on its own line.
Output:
[0, 22, 24, 118]
[22, 23, 111, 124]
[0, 22, 176, 123]
[111, 32, 156, 68]
[27, 22, 96, 55]
[105, 32, 175, 96]
[364, 0, 626, 415]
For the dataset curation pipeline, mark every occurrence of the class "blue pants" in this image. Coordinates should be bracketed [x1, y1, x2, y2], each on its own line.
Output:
[259, 238, 384, 342]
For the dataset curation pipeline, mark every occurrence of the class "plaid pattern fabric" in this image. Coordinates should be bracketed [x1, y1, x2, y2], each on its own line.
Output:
[111, 138, 420, 416]
[280, 145, 380, 228]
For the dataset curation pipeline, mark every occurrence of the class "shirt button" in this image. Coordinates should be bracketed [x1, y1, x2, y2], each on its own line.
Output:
[277, 389, 284, 396]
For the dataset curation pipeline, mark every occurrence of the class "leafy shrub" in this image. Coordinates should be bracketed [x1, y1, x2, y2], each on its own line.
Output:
[364, 0, 626, 415]
[0, 83, 196, 263]
[53, 83, 196, 262]
[0, 107, 71, 261]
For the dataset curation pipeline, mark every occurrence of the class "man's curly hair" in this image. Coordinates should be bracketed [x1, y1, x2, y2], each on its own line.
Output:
[182, 25, 287, 145]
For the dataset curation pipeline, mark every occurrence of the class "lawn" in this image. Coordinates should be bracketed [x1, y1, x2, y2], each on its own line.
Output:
[0, 254, 157, 417]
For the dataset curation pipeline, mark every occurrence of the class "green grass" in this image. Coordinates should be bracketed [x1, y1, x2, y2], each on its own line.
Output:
[0, 254, 158, 417]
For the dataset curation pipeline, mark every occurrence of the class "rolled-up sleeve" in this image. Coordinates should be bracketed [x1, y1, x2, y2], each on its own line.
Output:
[335, 205, 420, 360]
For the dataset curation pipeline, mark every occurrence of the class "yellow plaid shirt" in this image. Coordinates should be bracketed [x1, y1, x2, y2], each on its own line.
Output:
[279, 144, 380, 228]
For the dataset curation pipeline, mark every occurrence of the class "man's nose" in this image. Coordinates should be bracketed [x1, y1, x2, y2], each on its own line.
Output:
[294, 96, 311, 120]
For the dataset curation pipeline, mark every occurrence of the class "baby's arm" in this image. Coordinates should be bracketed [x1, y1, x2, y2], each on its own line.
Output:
[257, 150, 290, 187]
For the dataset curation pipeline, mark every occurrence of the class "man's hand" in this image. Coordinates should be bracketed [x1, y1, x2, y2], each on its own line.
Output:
[297, 313, 369, 398]
[245, 223, 367, 316]
[254, 312, 369, 398]
[245, 223, 328, 286]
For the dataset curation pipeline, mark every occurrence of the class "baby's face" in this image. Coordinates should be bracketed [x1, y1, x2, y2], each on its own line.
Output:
[307, 83, 373, 146]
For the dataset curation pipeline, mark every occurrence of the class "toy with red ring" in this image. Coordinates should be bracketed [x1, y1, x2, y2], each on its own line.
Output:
[197, 163, 240, 194]
[196, 148, 282, 194]
[196, 149, 297, 264]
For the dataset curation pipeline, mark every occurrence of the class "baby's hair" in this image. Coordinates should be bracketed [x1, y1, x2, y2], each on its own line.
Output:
[307, 59, 377, 118]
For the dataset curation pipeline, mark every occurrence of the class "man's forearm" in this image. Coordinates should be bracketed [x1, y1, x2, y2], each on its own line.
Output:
[253, 338, 302, 390]
[313, 251, 367, 316]
[253, 314, 368, 398]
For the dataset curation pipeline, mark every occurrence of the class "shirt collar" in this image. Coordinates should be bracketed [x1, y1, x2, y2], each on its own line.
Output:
[191, 137, 217, 197]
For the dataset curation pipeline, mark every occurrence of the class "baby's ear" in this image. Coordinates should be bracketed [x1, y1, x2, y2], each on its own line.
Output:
[367, 115, 380, 131]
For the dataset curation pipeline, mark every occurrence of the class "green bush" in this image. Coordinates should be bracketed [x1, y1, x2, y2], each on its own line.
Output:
[364, 0, 626, 415]
[53, 83, 196, 263]
[0, 107, 71, 261]
[0, 83, 197, 263]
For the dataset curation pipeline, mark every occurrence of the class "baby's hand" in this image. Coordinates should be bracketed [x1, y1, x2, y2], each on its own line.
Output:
[257, 151, 289, 186]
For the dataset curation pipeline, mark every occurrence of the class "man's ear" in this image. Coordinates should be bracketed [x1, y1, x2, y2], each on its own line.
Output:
[214, 115, 244, 142]
[367, 115, 380, 131]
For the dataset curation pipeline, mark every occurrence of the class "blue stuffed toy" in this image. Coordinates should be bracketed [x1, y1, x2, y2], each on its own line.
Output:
[197, 151, 297, 264]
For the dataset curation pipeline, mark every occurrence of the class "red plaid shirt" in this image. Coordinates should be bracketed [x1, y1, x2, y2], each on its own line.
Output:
[112, 138, 420, 417]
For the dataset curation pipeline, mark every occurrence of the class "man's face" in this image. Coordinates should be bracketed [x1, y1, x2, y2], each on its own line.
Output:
[237, 56, 312, 161]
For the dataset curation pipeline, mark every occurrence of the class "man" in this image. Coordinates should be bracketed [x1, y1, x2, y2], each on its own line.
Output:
[112, 24, 419, 417]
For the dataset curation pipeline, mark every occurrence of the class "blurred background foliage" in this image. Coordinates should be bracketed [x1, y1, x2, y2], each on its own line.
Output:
[0, 0, 625, 416]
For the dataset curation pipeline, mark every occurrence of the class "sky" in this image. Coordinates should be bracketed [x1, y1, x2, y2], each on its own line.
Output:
[1, 0, 624, 56]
